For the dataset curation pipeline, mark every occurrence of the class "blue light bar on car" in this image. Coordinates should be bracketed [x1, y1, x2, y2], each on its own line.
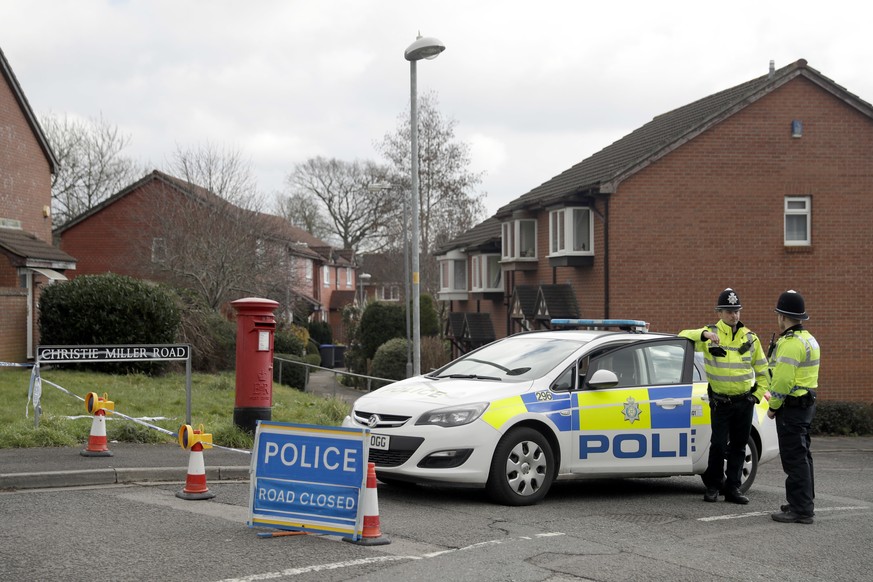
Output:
[550, 319, 650, 333]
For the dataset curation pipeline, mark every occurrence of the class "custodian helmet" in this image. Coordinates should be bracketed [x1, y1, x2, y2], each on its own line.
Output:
[715, 288, 742, 311]
[775, 290, 809, 320]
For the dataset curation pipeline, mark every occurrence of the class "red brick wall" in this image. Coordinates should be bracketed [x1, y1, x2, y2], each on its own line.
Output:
[0, 74, 53, 239]
[1, 56, 55, 363]
[58, 182, 162, 279]
[477, 77, 872, 402]
[604, 78, 873, 401]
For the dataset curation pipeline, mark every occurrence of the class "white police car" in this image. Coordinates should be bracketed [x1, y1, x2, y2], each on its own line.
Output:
[342, 319, 779, 506]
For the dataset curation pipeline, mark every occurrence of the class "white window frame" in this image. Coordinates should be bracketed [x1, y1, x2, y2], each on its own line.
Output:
[501, 219, 537, 260]
[549, 207, 594, 256]
[471, 253, 503, 292]
[305, 259, 313, 281]
[345, 267, 352, 287]
[438, 250, 468, 293]
[323, 265, 330, 287]
[784, 196, 811, 246]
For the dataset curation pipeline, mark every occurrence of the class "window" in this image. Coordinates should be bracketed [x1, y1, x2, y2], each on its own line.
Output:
[549, 207, 593, 255]
[376, 286, 400, 301]
[345, 268, 352, 287]
[305, 260, 313, 281]
[438, 250, 468, 295]
[453, 260, 467, 291]
[323, 266, 330, 287]
[151, 238, 166, 263]
[501, 219, 537, 259]
[785, 196, 811, 246]
[471, 254, 503, 292]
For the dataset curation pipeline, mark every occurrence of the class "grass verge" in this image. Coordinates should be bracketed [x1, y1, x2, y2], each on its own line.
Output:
[0, 368, 351, 449]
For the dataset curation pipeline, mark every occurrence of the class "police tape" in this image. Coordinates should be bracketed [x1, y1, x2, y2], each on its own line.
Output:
[1, 361, 34, 367]
[31, 375, 251, 455]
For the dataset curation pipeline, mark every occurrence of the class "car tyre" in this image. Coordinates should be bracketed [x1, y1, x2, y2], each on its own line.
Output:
[486, 427, 555, 506]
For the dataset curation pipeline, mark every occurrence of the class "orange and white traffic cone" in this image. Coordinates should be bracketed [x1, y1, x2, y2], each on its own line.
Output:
[344, 462, 390, 546]
[81, 409, 112, 457]
[176, 441, 216, 500]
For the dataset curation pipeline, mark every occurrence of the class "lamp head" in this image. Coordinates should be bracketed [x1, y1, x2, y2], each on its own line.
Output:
[405, 35, 445, 62]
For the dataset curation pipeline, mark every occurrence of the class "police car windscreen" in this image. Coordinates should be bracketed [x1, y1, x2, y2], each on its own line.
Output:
[437, 337, 586, 382]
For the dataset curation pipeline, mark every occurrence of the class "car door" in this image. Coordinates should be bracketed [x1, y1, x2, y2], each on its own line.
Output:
[569, 338, 695, 475]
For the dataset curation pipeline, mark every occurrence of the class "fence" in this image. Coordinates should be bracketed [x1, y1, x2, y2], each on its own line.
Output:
[273, 356, 393, 400]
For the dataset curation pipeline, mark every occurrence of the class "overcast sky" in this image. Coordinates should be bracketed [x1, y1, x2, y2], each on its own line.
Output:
[2, 0, 870, 218]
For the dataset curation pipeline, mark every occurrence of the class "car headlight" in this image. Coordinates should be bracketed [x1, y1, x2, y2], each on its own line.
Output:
[415, 402, 489, 427]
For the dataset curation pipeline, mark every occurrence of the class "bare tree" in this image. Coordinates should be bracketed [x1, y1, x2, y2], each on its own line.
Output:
[284, 157, 399, 251]
[275, 189, 336, 244]
[40, 112, 143, 226]
[139, 145, 292, 310]
[377, 90, 486, 292]
[168, 142, 262, 210]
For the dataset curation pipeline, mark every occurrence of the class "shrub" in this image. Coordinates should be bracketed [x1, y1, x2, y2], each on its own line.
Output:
[274, 329, 305, 357]
[39, 273, 180, 375]
[419, 293, 440, 337]
[371, 337, 410, 383]
[175, 289, 236, 372]
[274, 354, 307, 391]
[359, 302, 405, 360]
[308, 321, 333, 345]
[811, 401, 873, 436]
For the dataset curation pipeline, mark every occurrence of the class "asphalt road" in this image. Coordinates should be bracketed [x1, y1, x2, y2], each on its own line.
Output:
[2, 438, 872, 582]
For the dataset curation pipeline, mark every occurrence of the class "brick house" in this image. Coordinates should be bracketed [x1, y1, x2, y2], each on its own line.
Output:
[55, 170, 359, 343]
[0, 47, 76, 362]
[435, 59, 873, 402]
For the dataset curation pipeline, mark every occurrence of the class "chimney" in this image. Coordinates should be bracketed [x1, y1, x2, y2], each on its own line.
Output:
[768, 60, 775, 79]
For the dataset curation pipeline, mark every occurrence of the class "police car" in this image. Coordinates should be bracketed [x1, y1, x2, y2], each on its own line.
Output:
[342, 319, 779, 506]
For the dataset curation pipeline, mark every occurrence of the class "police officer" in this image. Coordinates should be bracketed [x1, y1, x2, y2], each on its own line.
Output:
[680, 288, 769, 504]
[768, 290, 820, 524]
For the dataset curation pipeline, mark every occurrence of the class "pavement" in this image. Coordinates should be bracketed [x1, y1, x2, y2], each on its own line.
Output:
[2, 369, 872, 491]
[0, 367, 368, 491]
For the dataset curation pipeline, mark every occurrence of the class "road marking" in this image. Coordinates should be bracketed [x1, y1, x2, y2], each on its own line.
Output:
[211, 532, 566, 580]
[699, 505, 870, 522]
[212, 556, 421, 581]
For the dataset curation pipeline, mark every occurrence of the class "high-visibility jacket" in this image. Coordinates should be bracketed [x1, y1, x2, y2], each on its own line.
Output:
[768, 326, 820, 410]
[679, 319, 769, 400]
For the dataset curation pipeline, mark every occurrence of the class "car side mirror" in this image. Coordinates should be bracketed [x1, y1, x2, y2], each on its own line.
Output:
[586, 369, 619, 390]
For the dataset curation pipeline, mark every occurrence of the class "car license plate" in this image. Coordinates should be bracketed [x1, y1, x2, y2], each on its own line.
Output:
[369, 434, 390, 450]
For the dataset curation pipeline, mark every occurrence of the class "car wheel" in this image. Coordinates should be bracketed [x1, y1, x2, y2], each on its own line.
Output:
[486, 427, 555, 506]
[737, 436, 759, 494]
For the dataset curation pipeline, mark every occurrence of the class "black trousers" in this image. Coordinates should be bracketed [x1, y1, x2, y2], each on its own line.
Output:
[775, 402, 816, 516]
[704, 396, 754, 491]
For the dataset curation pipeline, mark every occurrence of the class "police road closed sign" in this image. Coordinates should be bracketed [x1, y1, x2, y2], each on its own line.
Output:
[249, 421, 368, 538]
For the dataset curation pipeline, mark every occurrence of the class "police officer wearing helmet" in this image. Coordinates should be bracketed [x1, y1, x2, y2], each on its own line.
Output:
[679, 288, 769, 504]
[768, 290, 820, 524]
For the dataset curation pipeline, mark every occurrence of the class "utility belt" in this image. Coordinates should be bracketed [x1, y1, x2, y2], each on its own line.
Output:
[783, 390, 816, 409]
[707, 385, 753, 406]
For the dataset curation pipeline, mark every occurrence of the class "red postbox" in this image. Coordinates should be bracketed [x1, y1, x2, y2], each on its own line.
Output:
[231, 297, 279, 432]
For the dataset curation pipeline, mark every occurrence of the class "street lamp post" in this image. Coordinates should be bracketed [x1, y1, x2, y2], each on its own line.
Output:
[405, 34, 445, 377]
[358, 272, 371, 305]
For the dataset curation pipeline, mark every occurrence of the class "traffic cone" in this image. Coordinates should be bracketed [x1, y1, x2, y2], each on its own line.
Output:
[176, 441, 216, 500]
[344, 462, 390, 546]
[81, 409, 112, 457]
